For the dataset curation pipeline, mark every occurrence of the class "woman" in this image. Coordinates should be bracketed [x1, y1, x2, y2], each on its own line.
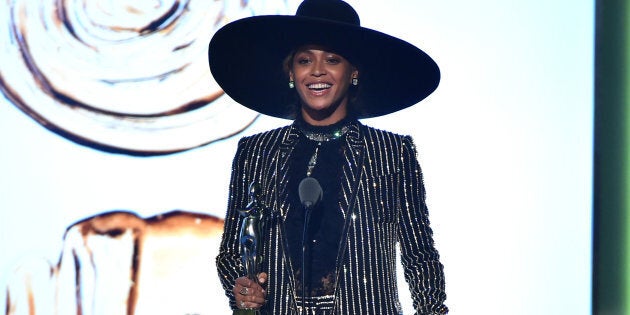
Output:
[209, 1, 448, 314]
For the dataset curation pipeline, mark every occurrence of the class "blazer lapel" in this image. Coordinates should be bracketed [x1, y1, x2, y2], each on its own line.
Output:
[270, 124, 302, 310]
[333, 122, 366, 283]
[272, 124, 299, 220]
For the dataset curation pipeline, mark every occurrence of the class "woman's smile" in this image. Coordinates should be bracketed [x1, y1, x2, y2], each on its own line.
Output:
[308, 82, 332, 91]
[306, 82, 332, 96]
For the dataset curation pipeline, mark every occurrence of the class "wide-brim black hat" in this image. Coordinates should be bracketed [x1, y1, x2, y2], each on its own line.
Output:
[208, 0, 440, 119]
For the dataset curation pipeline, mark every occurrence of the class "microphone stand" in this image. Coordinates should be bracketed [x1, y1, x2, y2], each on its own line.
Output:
[298, 176, 322, 315]
[301, 203, 314, 315]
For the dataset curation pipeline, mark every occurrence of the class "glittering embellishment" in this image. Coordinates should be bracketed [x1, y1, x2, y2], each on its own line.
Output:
[302, 125, 349, 142]
[306, 142, 322, 177]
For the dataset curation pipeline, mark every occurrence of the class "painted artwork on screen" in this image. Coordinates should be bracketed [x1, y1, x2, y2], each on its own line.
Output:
[1, 0, 296, 314]
[0, 0, 594, 314]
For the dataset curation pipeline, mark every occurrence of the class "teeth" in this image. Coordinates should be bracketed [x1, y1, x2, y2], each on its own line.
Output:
[308, 83, 331, 89]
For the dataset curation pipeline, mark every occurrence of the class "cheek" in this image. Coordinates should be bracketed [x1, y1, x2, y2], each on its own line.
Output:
[294, 84, 310, 100]
[340, 70, 354, 83]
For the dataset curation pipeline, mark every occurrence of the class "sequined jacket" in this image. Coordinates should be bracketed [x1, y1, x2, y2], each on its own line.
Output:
[216, 120, 448, 315]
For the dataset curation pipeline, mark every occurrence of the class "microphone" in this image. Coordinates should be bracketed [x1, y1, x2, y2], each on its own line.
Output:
[298, 177, 323, 210]
[298, 176, 322, 315]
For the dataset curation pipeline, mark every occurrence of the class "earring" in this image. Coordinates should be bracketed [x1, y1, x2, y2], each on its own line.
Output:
[352, 77, 358, 86]
[289, 80, 295, 89]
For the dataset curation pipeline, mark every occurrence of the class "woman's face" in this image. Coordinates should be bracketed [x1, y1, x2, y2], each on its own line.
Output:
[289, 45, 357, 125]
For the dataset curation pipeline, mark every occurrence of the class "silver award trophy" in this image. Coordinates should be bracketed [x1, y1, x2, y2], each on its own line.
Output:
[234, 182, 266, 315]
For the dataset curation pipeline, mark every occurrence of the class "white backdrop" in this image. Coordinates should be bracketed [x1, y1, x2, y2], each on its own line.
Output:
[0, 0, 593, 314]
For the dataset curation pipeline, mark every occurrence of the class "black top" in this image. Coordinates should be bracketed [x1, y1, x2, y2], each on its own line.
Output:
[285, 117, 352, 297]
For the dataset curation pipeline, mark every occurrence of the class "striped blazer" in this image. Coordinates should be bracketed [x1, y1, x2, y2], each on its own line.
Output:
[216, 120, 448, 315]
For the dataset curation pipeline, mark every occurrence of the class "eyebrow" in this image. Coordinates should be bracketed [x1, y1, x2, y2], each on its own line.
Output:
[294, 50, 342, 58]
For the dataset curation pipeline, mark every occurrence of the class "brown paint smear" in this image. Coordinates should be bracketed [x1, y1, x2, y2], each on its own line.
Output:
[5, 210, 225, 315]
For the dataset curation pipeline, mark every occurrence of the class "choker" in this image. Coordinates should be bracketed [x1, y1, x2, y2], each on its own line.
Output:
[296, 117, 353, 142]
[303, 126, 349, 142]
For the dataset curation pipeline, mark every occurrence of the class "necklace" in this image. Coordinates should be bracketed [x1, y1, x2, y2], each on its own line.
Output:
[297, 118, 352, 177]
[302, 125, 349, 142]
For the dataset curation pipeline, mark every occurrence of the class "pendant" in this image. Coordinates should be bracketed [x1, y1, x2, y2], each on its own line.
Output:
[306, 142, 322, 177]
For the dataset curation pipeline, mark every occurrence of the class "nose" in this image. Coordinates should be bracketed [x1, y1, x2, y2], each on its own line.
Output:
[311, 60, 326, 76]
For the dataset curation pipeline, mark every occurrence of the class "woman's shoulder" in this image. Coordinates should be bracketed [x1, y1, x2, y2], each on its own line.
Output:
[359, 122, 411, 143]
[358, 122, 420, 159]
[237, 123, 293, 146]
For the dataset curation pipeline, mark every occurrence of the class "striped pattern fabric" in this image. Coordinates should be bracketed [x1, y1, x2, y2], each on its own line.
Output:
[216, 120, 448, 315]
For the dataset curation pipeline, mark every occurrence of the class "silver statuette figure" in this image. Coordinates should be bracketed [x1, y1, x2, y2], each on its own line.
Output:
[234, 182, 266, 315]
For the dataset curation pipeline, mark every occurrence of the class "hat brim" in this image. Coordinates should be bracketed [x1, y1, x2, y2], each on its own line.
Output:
[208, 15, 439, 119]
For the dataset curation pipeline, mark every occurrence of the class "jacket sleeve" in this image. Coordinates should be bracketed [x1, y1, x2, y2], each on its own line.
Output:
[216, 137, 250, 310]
[397, 135, 449, 315]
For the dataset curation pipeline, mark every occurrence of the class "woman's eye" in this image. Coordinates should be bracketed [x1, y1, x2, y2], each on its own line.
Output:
[297, 58, 310, 65]
[327, 58, 340, 64]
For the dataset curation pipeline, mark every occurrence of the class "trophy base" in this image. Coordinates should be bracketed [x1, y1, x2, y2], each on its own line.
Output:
[233, 309, 261, 315]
